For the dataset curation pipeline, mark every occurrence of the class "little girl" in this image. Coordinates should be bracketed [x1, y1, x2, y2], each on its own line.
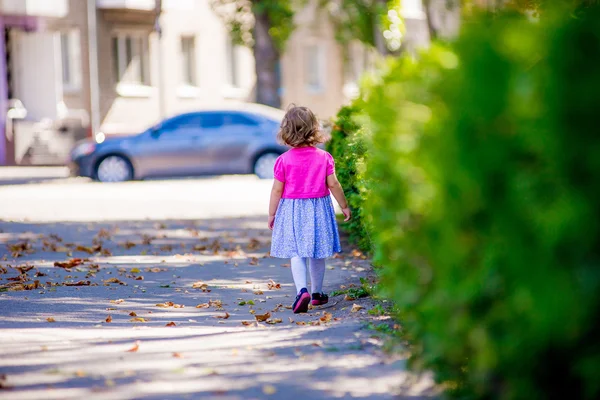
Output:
[269, 106, 351, 314]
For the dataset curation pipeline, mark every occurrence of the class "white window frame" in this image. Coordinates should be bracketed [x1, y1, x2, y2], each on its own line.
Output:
[180, 35, 197, 87]
[112, 31, 151, 92]
[226, 37, 242, 88]
[305, 41, 326, 94]
[59, 29, 82, 93]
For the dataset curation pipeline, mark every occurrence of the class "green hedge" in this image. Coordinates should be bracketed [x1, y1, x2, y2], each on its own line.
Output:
[327, 104, 372, 252]
[363, 7, 600, 400]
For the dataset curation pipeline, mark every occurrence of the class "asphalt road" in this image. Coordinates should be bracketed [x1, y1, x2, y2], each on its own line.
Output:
[0, 168, 436, 399]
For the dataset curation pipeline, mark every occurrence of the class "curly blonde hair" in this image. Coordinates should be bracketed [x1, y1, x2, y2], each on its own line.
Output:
[277, 105, 326, 147]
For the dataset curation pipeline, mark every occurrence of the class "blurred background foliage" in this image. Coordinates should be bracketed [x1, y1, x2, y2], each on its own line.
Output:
[328, 2, 600, 398]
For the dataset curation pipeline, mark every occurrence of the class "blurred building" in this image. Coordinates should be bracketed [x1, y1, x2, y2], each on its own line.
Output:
[0, 0, 255, 166]
[281, 0, 459, 119]
[0, 0, 458, 166]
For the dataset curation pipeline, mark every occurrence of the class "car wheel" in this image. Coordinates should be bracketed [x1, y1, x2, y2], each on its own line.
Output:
[95, 155, 133, 182]
[253, 152, 280, 179]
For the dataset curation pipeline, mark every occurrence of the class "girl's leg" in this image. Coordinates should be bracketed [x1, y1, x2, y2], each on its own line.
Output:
[309, 258, 326, 294]
[290, 257, 308, 294]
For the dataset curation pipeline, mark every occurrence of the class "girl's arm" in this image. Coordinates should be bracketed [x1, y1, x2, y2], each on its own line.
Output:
[268, 179, 285, 230]
[327, 174, 351, 221]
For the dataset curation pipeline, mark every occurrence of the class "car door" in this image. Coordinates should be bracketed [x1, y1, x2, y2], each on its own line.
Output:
[134, 113, 208, 177]
[203, 112, 263, 174]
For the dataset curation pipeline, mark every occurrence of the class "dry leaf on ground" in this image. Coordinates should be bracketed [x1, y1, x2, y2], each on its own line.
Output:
[130, 317, 147, 322]
[165, 321, 177, 327]
[215, 312, 230, 319]
[46, 317, 56, 323]
[267, 279, 281, 290]
[129, 312, 137, 317]
[195, 303, 209, 309]
[54, 259, 84, 269]
[173, 352, 183, 358]
[249, 257, 259, 265]
[63, 280, 91, 286]
[126, 341, 140, 352]
[110, 299, 125, 304]
[105, 315, 112, 323]
[255, 312, 271, 322]
[266, 318, 283, 324]
[319, 312, 333, 323]
[262, 385, 277, 395]
[351, 304, 363, 313]
[16, 265, 34, 274]
[103, 278, 126, 285]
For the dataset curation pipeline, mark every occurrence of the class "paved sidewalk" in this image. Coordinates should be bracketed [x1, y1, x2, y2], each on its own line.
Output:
[0, 178, 436, 399]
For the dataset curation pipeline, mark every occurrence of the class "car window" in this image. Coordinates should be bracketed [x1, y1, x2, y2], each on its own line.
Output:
[199, 113, 225, 129]
[160, 113, 204, 134]
[223, 113, 260, 127]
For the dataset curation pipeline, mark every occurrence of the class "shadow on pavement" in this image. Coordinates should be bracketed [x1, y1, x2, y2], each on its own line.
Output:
[0, 216, 437, 399]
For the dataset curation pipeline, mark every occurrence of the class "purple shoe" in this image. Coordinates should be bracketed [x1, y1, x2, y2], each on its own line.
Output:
[292, 288, 311, 314]
[311, 292, 329, 306]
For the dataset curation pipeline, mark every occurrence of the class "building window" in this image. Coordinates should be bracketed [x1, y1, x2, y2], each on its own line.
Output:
[60, 30, 81, 91]
[180, 36, 197, 86]
[305, 43, 325, 92]
[112, 33, 150, 86]
[227, 37, 240, 87]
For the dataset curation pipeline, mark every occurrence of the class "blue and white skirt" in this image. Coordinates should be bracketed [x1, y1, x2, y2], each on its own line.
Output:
[270, 196, 342, 259]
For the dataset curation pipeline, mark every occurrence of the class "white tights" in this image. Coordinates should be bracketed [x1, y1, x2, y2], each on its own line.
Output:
[290, 257, 326, 295]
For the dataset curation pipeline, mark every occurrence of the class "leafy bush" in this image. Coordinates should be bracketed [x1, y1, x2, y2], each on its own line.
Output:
[327, 104, 372, 252]
[365, 7, 600, 400]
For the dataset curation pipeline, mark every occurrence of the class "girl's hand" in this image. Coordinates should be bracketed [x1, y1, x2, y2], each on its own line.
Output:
[268, 215, 275, 230]
[342, 207, 352, 222]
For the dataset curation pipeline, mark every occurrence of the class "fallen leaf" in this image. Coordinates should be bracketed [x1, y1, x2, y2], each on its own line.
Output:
[129, 312, 137, 317]
[320, 312, 333, 323]
[267, 279, 281, 290]
[131, 268, 141, 273]
[16, 265, 35, 274]
[104, 278, 126, 285]
[247, 238, 261, 250]
[75, 245, 96, 255]
[255, 312, 271, 322]
[110, 299, 125, 304]
[121, 241, 136, 249]
[135, 276, 144, 281]
[253, 290, 264, 295]
[54, 258, 84, 269]
[105, 315, 112, 323]
[130, 317, 147, 322]
[165, 321, 177, 327]
[241, 321, 252, 326]
[192, 281, 210, 292]
[46, 317, 56, 322]
[173, 352, 183, 358]
[249, 257, 259, 265]
[296, 321, 306, 325]
[262, 384, 277, 395]
[344, 294, 356, 301]
[63, 280, 91, 286]
[215, 312, 230, 319]
[351, 304, 363, 313]
[196, 303, 209, 309]
[97, 229, 111, 239]
[126, 340, 140, 352]
[288, 317, 294, 323]
[266, 318, 283, 324]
